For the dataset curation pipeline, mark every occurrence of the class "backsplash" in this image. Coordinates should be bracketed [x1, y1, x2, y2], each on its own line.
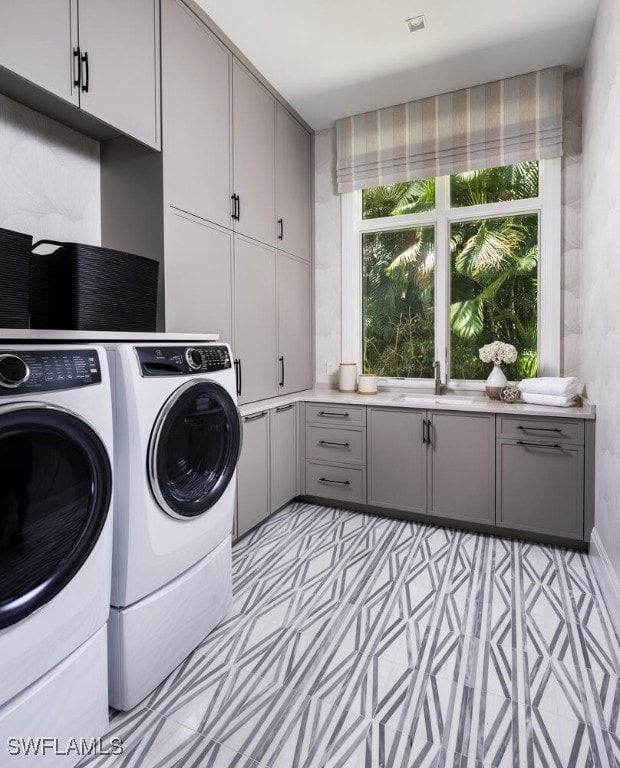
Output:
[0, 93, 100, 245]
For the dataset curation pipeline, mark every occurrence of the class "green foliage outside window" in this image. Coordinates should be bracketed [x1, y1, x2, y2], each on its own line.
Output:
[361, 162, 539, 380]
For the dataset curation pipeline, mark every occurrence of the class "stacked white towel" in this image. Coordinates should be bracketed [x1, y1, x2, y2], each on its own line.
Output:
[518, 377, 580, 407]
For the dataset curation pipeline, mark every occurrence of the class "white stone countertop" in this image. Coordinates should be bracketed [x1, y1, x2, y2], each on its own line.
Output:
[0, 330, 219, 342]
[239, 387, 596, 420]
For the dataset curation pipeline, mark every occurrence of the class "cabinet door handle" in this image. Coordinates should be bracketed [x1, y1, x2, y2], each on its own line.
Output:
[231, 194, 237, 220]
[234, 358, 241, 396]
[318, 440, 350, 448]
[516, 441, 564, 450]
[73, 47, 81, 88]
[279, 355, 285, 387]
[278, 218, 284, 240]
[81, 50, 89, 93]
[318, 478, 351, 486]
[427, 419, 433, 446]
[317, 411, 350, 418]
[236, 193, 241, 221]
[276, 403, 294, 412]
[516, 425, 562, 433]
[243, 411, 268, 422]
[422, 419, 427, 444]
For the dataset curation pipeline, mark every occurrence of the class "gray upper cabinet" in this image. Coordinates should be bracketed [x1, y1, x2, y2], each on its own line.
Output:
[161, 0, 231, 225]
[1, 0, 161, 148]
[367, 408, 426, 514]
[427, 411, 495, 524]
[277, 254, 312, 395]
[232, 61, 276, 246]
[78, 0, 161, 149]
[270, 404, 298, 513]
[0, 0, 78, 105]
[237, 410, 270, 537]
[164, 209, 233, 342]
[276, 104, 311, 261]
[234, 236, 278, 404]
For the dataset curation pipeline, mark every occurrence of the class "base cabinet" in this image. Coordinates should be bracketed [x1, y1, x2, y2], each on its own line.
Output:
[270, 404, 298, 513]
[236, 410, 270, 537]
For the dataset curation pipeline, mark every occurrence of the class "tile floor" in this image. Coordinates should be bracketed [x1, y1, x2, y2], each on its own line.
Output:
[79, 502, 620, 767]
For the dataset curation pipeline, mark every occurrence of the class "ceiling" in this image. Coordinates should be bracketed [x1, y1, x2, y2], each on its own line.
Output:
[195, 0, 600, 131]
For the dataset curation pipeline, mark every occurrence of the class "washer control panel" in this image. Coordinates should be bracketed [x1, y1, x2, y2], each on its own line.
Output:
[137, 345, 231, 377]
[0, 349, 102, 395]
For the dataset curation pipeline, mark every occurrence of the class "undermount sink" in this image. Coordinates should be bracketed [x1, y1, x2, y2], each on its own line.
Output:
[392, 394, 475, 406]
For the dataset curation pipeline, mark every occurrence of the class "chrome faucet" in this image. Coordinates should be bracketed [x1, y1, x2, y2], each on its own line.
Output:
[433, 360, 442, 395]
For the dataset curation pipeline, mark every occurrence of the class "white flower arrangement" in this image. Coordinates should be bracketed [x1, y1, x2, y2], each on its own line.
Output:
[478, 340, 518, 365]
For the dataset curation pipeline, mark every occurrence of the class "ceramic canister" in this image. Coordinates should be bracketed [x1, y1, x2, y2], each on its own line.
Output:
[338, 362, 358, 392]
[357, 374, 378, 394]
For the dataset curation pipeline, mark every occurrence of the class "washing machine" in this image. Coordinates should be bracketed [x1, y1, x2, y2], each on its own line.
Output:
[105, 342, 242, 710]
[0, 345, 113, 763]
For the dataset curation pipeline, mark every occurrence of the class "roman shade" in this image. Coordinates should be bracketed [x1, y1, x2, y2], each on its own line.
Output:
[335, 67, 565, 193]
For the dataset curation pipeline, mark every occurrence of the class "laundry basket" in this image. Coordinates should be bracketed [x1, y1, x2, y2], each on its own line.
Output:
[0, 227, 32, 328]
[29, 240, 159, 331]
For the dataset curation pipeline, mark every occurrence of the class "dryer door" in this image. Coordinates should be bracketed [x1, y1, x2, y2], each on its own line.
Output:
[0, 404, 112, 629]
[149, 380, 242, 519]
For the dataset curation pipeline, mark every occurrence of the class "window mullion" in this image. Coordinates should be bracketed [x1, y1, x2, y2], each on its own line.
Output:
[435, 176, 450, 383]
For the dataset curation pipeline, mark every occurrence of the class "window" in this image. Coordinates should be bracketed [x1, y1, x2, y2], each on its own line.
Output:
[343, 160, 561, 385]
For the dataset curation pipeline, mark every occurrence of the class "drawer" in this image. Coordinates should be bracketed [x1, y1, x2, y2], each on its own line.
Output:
[306, 403, 366, 426]
[305, 461, 366, 504]
[497, 416, 584, 444]
[306, 425, 365, 465]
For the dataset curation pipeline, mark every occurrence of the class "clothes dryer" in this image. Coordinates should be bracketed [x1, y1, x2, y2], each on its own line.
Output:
[105, 342, 242, 710]
[0, 346, 113, 764]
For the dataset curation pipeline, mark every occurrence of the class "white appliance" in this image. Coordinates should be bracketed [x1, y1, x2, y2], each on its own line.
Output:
[0, 345, 113, 765]
[105, 342, 242, 710]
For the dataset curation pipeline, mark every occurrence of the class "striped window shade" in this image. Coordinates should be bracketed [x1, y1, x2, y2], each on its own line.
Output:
[335, 67, 565, 193]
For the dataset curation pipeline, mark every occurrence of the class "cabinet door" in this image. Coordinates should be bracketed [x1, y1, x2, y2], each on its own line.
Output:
[270, 404, 298, 513]
[276, 104, 311, 261]
[0, 0, 78, 105]
[497, 440, 584, 540]
[368, 408, 426, 514]
[233, 237, 277, 404]
[237, 411, 270, 537]
[164, 209, 233, 342]
[427, 412, 495, 524]
[232, 60, 275, 246]
[277, 254, 312, 395]
[78, 0, 160, 148]
[162, 0, 231, 225]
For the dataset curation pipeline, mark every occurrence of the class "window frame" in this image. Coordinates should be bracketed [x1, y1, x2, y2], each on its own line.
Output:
[341, 159, 562, 388]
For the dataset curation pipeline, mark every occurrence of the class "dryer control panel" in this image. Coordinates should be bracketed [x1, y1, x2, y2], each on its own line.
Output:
[0, 349, 102, 394]
[137, 345, 232, 376]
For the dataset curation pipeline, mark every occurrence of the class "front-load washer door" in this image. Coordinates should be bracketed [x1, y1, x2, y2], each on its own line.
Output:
[0, 404, 112, 629]
[149, 380, 242, 519]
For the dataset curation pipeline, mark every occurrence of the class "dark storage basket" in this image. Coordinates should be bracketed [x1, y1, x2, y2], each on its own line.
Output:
[0, 227, 32, 328]
[29, 240, 159, 331]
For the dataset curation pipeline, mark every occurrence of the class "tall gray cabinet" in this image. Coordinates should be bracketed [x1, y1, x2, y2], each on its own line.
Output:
[161, 0, 313, 403]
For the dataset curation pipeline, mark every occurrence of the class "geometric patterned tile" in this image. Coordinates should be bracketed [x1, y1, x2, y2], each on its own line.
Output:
[81, 502, 620, 768]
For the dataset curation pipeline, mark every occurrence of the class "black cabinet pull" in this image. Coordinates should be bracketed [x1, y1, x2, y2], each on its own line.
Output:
[73, 47, 81, 88]
[422, 419, 427, 444]
[276, 403, 295, 412]
[427, 419, 433, 446]
[244, 411, 268, 422]
[278, 218, 284, 240]
[319, 478, 351, 486]
[318, 411, 350, 418]
[279, 355, 285, 387]
[231, 194, 237, 220]
[318, 440, 350, 448]
[236, 194, 241, 221]
[516, 425, 562, 433]
[234, 359, 241, 396]
[81, 50, 89, 93]
[516, 441, 564, 450]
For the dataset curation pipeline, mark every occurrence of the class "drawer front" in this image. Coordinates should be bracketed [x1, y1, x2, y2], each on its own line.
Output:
[306, 425, 365, 464]
[497, 416, 584, 444]
[305, 462, 366, 504]
[306, 403, 366, 426]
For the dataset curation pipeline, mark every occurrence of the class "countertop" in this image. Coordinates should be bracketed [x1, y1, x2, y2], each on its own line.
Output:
[239, 387, 596, 420]
[0, 330, 219, 342]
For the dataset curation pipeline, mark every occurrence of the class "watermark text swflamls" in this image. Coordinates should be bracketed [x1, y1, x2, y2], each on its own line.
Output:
[7, 737, 123, 757]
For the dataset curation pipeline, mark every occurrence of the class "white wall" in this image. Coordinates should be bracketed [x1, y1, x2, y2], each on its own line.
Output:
[581, 0, 620, 577]
[313, 77, 584, 386]
[0, 93, 100, 244]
